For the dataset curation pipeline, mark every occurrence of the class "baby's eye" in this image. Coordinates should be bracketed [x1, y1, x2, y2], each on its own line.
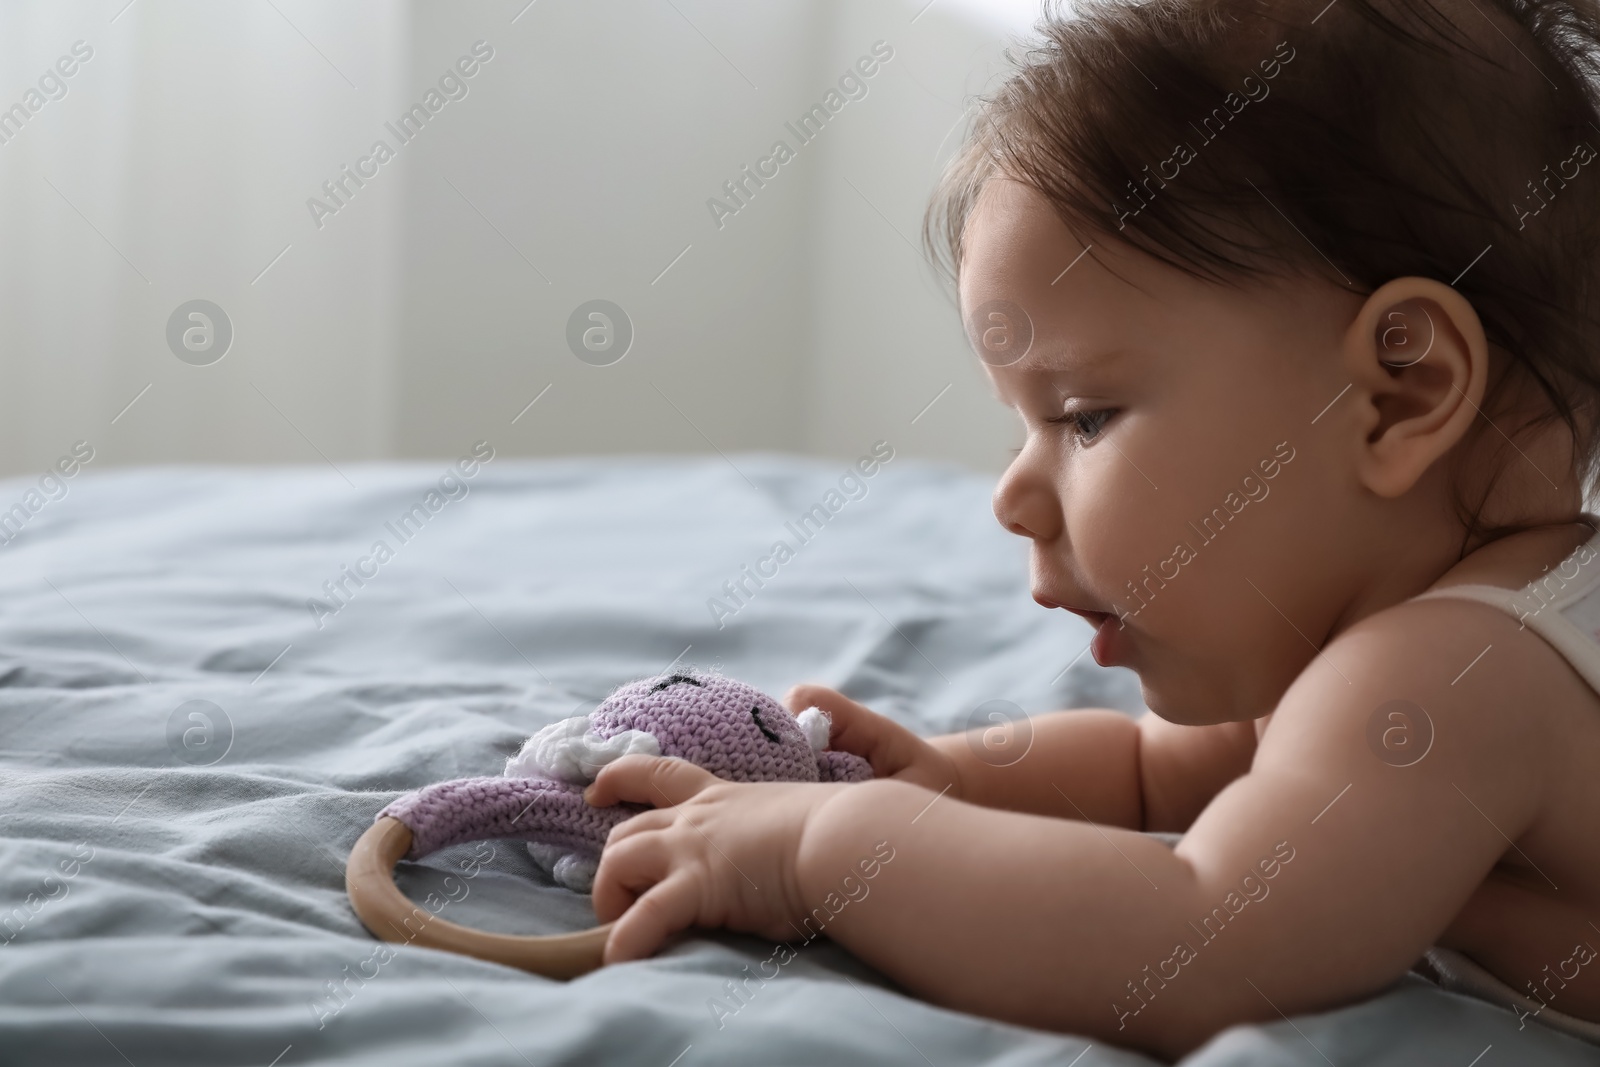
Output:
[1048, 408, 1115, 443]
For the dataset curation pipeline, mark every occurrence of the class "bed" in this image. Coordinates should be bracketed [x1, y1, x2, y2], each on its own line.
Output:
[0, 455, 1592, 1066]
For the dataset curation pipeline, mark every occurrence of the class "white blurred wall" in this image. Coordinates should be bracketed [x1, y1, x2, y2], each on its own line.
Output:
[0, 0, 1039, 479]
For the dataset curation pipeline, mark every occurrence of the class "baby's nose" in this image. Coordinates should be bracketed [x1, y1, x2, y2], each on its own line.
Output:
[992, 455, 1061, 541]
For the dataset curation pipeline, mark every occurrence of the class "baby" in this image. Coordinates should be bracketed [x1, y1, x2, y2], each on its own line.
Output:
[582, 0, 1600, 1057]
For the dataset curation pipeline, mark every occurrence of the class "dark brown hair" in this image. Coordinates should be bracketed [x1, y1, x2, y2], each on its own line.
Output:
[927, 0, 1600, 541]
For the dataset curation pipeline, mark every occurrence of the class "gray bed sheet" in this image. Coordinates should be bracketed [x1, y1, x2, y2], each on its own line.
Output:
[0, 456, 1593, 1066]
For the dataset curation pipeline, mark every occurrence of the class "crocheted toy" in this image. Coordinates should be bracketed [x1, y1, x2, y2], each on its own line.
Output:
[370, 671, 874, 894]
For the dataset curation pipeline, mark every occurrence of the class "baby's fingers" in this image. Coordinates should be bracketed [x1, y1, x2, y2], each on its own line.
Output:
[785, 683, 917, 775]
[592, 828, 665, 923]
[783, 682, 848, 714]
[784, 684, 875, 748]
[602, 871, 698, 965]
[585, 754, 714, 808]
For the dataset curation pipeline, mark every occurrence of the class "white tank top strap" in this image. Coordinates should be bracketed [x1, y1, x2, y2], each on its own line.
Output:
[1406, 515, 1600, 694]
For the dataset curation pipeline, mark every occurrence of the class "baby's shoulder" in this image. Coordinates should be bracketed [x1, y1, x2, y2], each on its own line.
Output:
[1263, 571, 1600, 774]
[1331, 586, 1568, 702]
[1333, 522, 1600, 719]
[1302, 521, 1600, 713]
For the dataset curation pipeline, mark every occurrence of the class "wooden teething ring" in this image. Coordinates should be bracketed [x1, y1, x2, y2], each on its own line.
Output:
[346, 817, 614, 980]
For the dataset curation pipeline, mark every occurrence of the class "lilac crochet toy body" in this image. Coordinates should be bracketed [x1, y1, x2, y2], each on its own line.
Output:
[376, 672, 873, 893]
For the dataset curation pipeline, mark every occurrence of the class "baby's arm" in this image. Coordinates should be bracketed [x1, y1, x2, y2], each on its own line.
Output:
[932, 710, 1258, 830]
[789, 684, 1257, 830]
[793, 599, 1546, 1058]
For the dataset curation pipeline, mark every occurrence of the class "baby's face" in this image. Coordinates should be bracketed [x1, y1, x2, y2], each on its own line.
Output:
[962, 180, 1366, 723]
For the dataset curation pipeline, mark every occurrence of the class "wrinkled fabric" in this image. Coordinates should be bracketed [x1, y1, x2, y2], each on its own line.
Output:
[0, 457, 1588, 1066]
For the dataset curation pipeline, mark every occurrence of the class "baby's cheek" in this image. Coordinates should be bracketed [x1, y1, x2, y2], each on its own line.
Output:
[1062, 431, 1194, 607]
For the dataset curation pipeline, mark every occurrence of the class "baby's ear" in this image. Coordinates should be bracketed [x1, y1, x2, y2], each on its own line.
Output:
[1342, 277, 1488, 500]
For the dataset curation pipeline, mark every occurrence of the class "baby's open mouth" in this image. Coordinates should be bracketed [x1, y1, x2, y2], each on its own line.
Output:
[1034, 594, 1126, 666]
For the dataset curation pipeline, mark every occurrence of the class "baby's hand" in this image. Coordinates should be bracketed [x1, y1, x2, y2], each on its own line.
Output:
[584, 755, 840, 963]
[784, 684, 964, 799]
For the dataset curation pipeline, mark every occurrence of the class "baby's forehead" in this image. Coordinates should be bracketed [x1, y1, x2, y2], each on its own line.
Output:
[959, 222, 1151, 373]
[960, 181, 1080, 297]
[959, 185, 1158, 331]
[959, 185, 1328, 375]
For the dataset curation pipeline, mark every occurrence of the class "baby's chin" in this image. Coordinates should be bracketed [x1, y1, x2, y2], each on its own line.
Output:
[1140, 685, 1204, 725]
[1136, 664, 1256, 726]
